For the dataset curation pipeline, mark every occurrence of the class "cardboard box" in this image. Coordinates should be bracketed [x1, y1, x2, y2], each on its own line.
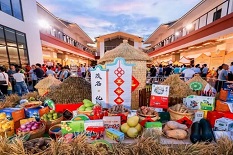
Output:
[214, 117, 233, 131]
[207, 111, 224, 128]
[183, 96, 200, 110]
[198, 96, 215, 111]
[106, 128, 124, 142]
[215, 100, 230, 112]
[84, 120, 104, 130]
[222, 82, 233, 91]
[0, 108, 25, 122]
[61, 120, 84, 135]
[150, 96, 169, 109]
[24, 106, 49, 118]
[213, 131, 233, 140]
[103, 116, 121, 130]
[86, 126, 105, 140]
[194, 110, 204, 122]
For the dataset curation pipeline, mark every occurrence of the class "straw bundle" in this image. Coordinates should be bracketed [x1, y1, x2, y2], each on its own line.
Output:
[186, 75, 208, 90]
[35, 76, 61, 96]
[0, 94, 20, 109]
[98, 40, 151, 64]
[162, 74, 195, 98]
[46, 77, 91, 104]
[0, 135, 233, 155]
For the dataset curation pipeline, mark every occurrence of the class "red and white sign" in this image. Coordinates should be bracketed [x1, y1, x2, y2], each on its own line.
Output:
[131, 76, 139, 92]
[106, 58, 134, 109]
[150, 84, 170, 109]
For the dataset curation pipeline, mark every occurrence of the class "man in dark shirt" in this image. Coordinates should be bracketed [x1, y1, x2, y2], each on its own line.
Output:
[34, 63, 44, 79]
[150, 65, 157, 77]
[164, 65, 172, 76]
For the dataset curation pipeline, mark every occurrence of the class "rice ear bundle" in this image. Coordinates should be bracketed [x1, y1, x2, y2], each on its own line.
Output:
[0, 94, 21, 109]
[186, 75, 208, 90]
[35, 75, 61, 89]
[162, 74, 195, 98]
[46, 77, 91, 104]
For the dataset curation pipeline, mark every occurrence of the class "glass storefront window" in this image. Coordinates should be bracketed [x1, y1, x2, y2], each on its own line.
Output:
[0, 0, 12, 15]
[0, 45, 9, 67]
[11, 0, 23, 20]
[19, 48, 28, 66]
[0, 0, 23, 21]
[8, 46, 20, 65]
[16, 32, 26, 49]
[0, 24, 29, 67]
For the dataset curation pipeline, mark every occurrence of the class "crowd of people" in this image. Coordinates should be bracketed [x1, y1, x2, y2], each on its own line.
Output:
[0, 63, 94, 97]
[148, 62, 233, 91]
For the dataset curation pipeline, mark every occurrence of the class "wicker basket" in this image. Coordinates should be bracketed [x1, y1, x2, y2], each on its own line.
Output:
[44, 114, 63, 132]
[23, 138, 51, 155]
[77, 110, 93, 116]
[168, 108, 194, 121]
[17, 122, 46, 140]
[137, 113, 160, 122]
[20, 101, 42, 109]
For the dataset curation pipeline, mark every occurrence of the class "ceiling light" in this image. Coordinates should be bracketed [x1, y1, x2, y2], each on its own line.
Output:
[38, 20, 50, 29]
[186, 24, 193, 30]
[175, 32, 180, 36]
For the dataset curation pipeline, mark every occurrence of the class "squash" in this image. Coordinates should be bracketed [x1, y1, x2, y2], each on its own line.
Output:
[165, 129, 188, 140]
[200, 119, 213, 142]
[190, 122, 201, 144]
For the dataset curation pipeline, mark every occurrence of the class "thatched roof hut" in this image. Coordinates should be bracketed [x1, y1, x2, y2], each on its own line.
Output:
[98, 40, 152, 109]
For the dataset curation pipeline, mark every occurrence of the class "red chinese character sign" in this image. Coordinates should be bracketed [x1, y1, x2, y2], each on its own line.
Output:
[90, 65, 108, 104]
[150, 84, 170, 109]
[106, 57, 134, 109]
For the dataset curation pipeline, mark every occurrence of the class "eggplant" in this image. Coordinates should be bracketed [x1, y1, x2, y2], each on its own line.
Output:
[190, 122, 201, 143]
[200, 119, 213, 142]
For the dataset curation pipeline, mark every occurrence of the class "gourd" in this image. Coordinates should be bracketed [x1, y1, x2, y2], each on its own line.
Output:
[200, 119, 213, 142]
[165, 129, 188, 140]
[190, 122, 201, 143]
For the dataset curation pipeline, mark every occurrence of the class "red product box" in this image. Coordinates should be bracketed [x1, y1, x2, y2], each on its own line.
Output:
[86, 126, 105, 140]
[224, 112, 233, 120]
[207, 111, 225, 128]
[55, 103, 83, 113]
[150, 96, 168, 109]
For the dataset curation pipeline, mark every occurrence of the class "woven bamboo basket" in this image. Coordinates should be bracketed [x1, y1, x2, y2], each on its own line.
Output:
[23, 138, 51, 155]
[17, 122, 46, 140]
[44, 114, 63, 132]
[167, 108, 194, 121]
[137, 112, 160, 122]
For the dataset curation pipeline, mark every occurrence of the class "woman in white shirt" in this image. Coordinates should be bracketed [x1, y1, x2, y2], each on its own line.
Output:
[0, 66, 9, 95]
[13, 68, 29, 96]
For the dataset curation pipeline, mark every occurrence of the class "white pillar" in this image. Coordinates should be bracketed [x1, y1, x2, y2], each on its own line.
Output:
[134, 41, 139, 49]
[100, 41, 105, 58]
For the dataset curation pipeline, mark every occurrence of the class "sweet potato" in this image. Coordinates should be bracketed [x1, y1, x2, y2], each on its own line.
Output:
[163, 124, 171, 132]
[166, 121, 188, 130]
[165, 129, 188, 140]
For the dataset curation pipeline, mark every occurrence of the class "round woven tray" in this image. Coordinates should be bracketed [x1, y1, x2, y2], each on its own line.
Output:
[17, 122, 46, 140]
[167, 108, 194, 121]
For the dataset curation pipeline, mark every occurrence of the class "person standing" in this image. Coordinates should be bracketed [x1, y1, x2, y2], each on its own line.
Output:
[215, 64, 229, 92]
[150, 65, 157, 77]
[164, 65, 172, 76]
[194, 64, 201, 74]
[13, 68, 29, 96]
[173, 65, 180, 74]
[0, 66, 9, 95]
[181, 65, 195, 81]
[46, 66, 56, 77]
[34, 63, 44, 80]
[29, 65, 38, 91]
[202, 64, 208, 78]
[7, 64, 16, 92]
[228, 62, 233, 81]
[81, 64, 86, 78]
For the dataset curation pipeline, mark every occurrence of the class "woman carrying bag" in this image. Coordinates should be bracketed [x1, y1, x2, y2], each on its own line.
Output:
[0, 66, 9, 95]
